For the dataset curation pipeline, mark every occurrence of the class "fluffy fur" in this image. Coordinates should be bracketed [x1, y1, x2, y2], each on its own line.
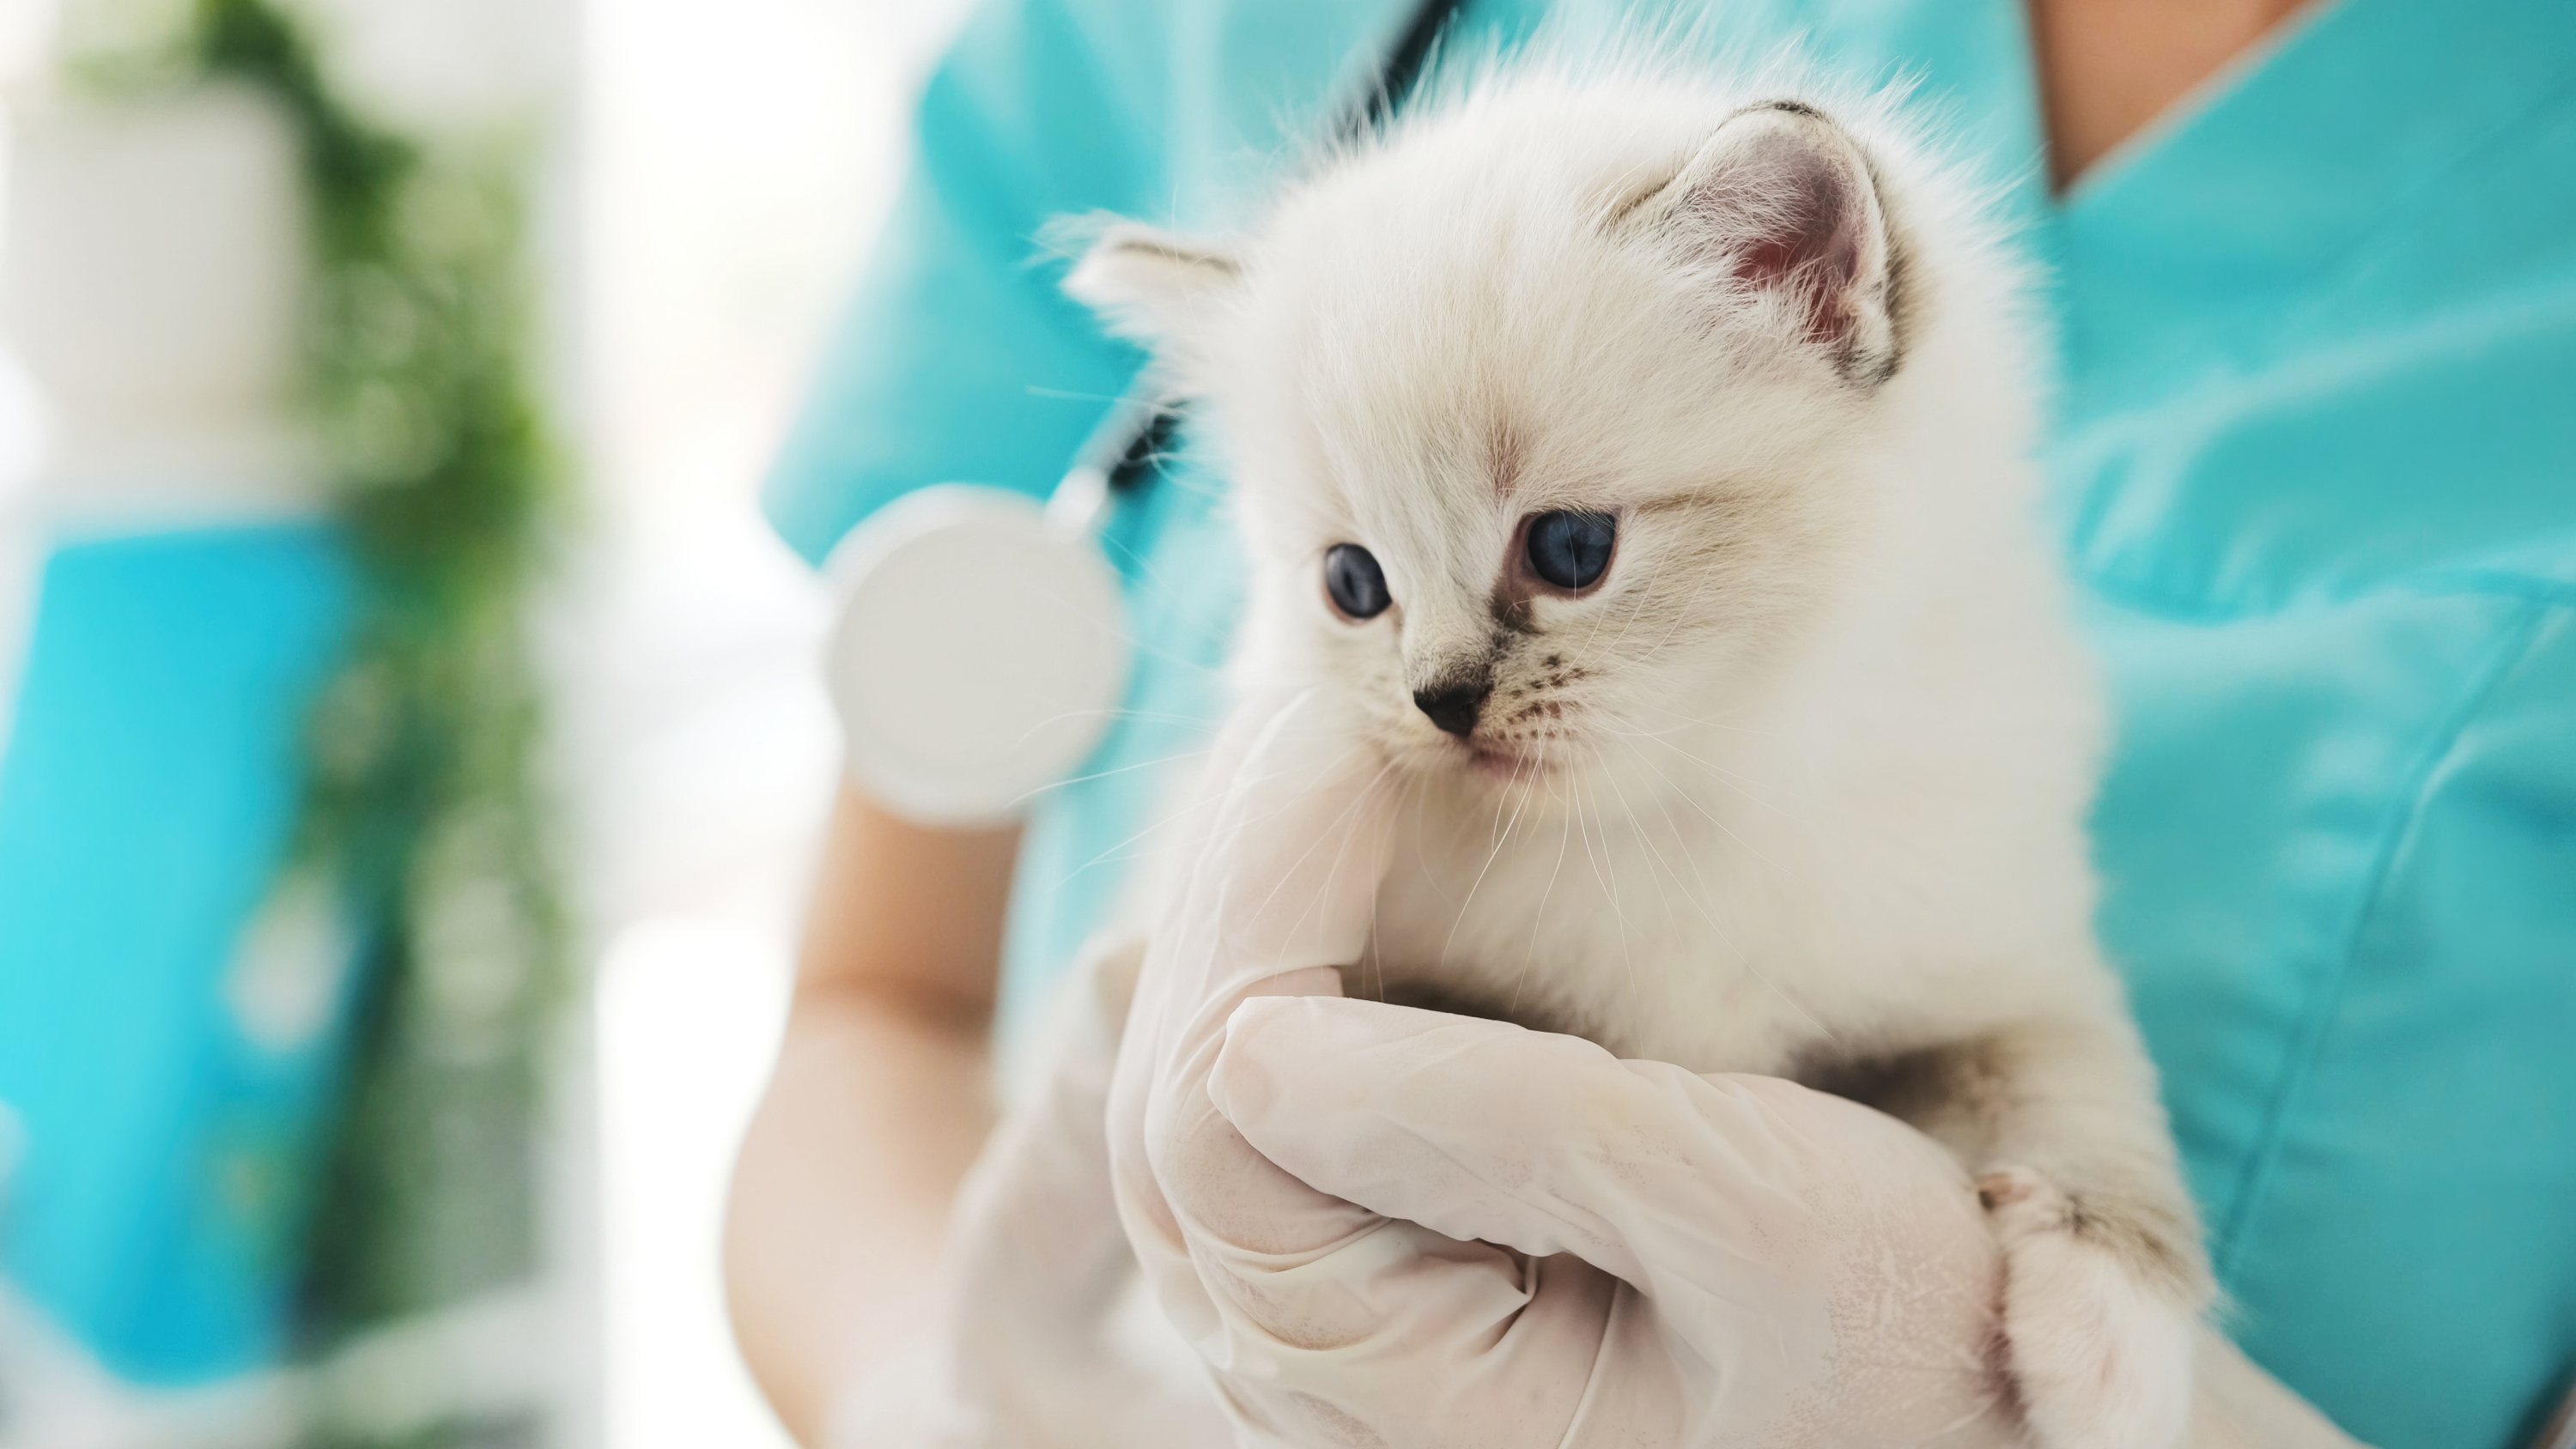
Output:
[1062, 52, 2212, 1448]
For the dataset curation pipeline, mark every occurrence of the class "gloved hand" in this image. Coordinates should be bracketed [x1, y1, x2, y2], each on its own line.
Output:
[1205, 997, 2022, 1444]
[1205, 998, 2387, 1449]
[867, 687, 2372, 1449]
[1105, 690, 2021, 1447]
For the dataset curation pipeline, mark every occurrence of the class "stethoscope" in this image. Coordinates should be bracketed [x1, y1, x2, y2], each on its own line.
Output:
[823, 0, 1460, 828]
[822, 401, 1173, 825]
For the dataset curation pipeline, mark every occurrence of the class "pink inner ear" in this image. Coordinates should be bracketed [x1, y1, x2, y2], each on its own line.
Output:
[1727, 155, 1865, 347]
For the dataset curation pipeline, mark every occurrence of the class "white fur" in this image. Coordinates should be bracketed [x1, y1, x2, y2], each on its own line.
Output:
[1067, 49, 2212, 1447]
[1984, 1167, 2203, 1449]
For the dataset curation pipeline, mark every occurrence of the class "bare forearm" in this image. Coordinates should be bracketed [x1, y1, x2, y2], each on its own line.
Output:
[725, 991, 993, 1442]
[725, 787, 1018, 1443]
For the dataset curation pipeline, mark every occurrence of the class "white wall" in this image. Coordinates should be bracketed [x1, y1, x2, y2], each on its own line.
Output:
[574, 3, 969, 1447]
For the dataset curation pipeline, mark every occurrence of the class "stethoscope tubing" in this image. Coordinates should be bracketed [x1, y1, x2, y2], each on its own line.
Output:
[1067, 0, 1465, 515]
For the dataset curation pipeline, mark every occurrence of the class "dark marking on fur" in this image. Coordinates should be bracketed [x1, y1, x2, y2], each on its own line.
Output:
[1488, 416, 1528, 499]
[1857, 151, 1922, 385]
[1105, 234, 1242, 278]
[1489, 592, 1538, 634]
[2047, 1183, 2208, 1303]
[1357, 971, 1593, 1042]
[1809, 1039, 2212, 1305]
[1798, 1040, 2011, 1161]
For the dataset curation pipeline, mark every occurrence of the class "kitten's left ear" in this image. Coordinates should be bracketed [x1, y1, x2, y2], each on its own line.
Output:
[1619, 103, 1901, 383]
[1063, 221, 1243, 355]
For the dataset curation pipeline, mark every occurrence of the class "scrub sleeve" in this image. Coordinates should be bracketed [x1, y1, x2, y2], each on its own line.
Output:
[769, 0, 2576, 1443]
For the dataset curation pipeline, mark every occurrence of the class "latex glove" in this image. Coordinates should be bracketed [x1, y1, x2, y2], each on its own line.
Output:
[1207, 997, 2387, 1449]
[1107, 691, 2014, 1446]
[1210, 997, 2018, 1446]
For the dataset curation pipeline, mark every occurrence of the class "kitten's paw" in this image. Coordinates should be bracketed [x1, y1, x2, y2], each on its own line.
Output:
[1978, 1167, 2197, 1449]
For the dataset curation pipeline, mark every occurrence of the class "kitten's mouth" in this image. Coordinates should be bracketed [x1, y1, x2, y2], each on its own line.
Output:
[1466, 742, 1548, 779]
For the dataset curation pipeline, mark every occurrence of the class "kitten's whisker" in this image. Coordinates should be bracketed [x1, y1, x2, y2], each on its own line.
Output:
[1374, 767, 1431, 1003]
[1007, 743, 1217, 810]
[1060, 764, 1236, 879]
[1615, 734, 1839, 1045]
[1439, 742, 1536, 976]
[1593, 703, 1784, 739]
[1091, 522, 1192, 603]
[1571, 761, 1642, 1029]
[1018, 385, 1131, 404]
[1608, 727, 1795, 875]
[1097, 624, 1223, 680]
[1507, 766, 1577, 1019]
[1229, 744, 1397, 965]
[1030, 706, 1226, 730]
[1595, 706, 1808, 818]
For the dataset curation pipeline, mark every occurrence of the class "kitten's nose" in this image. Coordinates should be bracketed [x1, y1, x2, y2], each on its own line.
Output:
[1413, 680, 1491, 739]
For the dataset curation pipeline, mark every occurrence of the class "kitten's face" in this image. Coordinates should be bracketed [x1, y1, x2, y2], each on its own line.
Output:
[1072, 93, 1908, 809]
[1221, 280, 1862, 805]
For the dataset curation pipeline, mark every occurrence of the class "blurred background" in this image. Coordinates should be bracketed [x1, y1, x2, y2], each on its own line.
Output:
[0, 0, 968, 1445]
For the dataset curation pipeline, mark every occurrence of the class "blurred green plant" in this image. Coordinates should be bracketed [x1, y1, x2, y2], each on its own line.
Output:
[177, 0, 568, 1426]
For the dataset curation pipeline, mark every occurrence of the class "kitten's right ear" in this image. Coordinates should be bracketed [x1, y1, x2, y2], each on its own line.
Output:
[1615, 103, 1901, 383]
[1062, 221, 1243, 351]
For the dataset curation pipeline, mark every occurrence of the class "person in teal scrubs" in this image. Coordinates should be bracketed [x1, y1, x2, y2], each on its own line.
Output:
[726, 2, 2576, 1444]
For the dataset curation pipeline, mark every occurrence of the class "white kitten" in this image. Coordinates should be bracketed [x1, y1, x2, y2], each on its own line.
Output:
[1054, 56, 2212, 1449]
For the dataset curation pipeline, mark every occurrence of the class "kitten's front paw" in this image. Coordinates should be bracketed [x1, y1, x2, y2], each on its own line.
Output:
[1978, 1167, 2198, 1449]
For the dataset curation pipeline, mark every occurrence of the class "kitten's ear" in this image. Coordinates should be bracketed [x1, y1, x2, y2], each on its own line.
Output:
[1619, 103, 1899, 381]
[1063, 221, 1243, 352]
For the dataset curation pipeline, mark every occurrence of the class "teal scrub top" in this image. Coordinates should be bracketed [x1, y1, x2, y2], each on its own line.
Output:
[765, 2, 2576, 1443]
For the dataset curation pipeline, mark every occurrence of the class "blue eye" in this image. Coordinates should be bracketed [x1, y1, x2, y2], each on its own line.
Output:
[1526, 510, 1617, 591]
[1324, 543, 1392, 620]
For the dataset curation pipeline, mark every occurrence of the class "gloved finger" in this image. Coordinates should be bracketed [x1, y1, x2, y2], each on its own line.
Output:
[1111, 692, 1403, 1306]
[1121, 695, 1609, 1431]
[1209, 997, 1982, 1292]
[1158, 687, 1400, 991]
[1198, 1228, 1657, 1449]
[1210, 998, 2014, 1440]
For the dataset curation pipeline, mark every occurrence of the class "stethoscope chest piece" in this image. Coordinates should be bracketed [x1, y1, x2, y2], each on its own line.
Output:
[824, 483, 1127, 828]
